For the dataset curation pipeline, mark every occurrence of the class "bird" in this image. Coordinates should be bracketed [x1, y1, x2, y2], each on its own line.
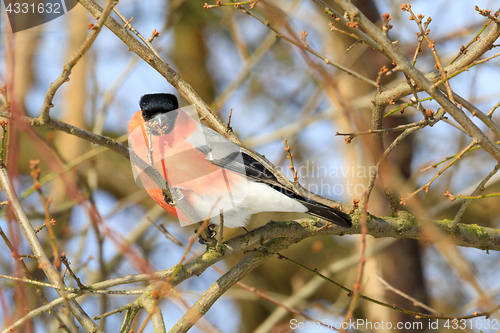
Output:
[128, 93, 352, 229]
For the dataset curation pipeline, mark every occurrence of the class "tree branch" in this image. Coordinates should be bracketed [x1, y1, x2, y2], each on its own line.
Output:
[39, 0, 118, 123]
[169, 237, 298, 332]
[333, 0, 500, 163]
[5, 213, 499, 331]
[0, 164, 103, 333]
[374, 18, 500, 106]
[76, 0, 238, 143]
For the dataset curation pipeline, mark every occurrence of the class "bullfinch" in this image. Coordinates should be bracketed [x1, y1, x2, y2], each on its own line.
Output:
[127, 93, 352, 229]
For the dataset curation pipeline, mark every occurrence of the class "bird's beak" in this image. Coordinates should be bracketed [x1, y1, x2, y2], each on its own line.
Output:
[157, 116, 167, 130]
[151, 115, 172, 135]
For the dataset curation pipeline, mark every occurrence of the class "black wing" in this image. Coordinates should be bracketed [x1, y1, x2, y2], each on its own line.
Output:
[267, 183, 352, 228]
[189, 125, 280, 184]
[193, 125, 352, 228]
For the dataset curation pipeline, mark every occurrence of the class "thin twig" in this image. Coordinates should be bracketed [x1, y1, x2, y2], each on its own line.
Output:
[0, 274, 143, 295]
[226, 108, 233, 129]
[203, 0, 261, 10]
[340, 191, 368, 332]
[410, 16, 430, 66]
[434, 52, 500, 89]
[0, 227, 71, 332]
[405, 8, 456, 106]
[310, 0, 383, 53]
[420, 143, 486, 172]
[336, 115, 441, 141]
[475, 6, 500, 24]
[217, 258, 337, 330]
[217, 207, 224, 253]
[451, 163, 499, 228]
[284, 138, 298, 182]
[148, 218, 184, 246]
[169, 237, 300, 333]
[487, 100, 500, 118]
[5, 216, 500, 332]
[364, 125, 422, 208]
[39, 0, 117, 123]
[280, 253, 500, 320]
[93, 304, 132, 321]
[253, 238, 396, 333]
[61, 254, 87, 290]
[446, 190, 500, 202]
[448, 20, 491, 65]
[403, 140, 478, 203]
[29, 159, 77, 332]
[333, 0, 500, 163]
[0, 164, 103, 333]
[384, 97, 434, 118]
[378, 275, 438, 314]
[405, 74, 430, 120]
[238, 5, 379, 88]
[448, 88, 500, 138]
[112, 7, 162, 59]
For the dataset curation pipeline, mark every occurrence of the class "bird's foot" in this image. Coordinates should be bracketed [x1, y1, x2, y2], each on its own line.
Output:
[195, 223, 217, 245]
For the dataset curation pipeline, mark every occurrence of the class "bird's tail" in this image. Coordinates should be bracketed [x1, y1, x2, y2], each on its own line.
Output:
[299, 201, 352, 228]
[269, 184, 352, 228]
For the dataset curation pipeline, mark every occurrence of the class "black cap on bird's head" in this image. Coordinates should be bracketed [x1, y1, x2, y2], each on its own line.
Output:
[139, 93, 179, 135]
[140, 93, 179, 121]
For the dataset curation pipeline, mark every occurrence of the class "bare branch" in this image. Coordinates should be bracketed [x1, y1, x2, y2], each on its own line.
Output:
[39, 0, 118, 123]
[334, 0, 500, 163]
[0, 164, 103, 333]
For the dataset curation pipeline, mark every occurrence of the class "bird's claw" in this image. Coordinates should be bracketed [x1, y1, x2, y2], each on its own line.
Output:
[195, 224, 217, 245]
